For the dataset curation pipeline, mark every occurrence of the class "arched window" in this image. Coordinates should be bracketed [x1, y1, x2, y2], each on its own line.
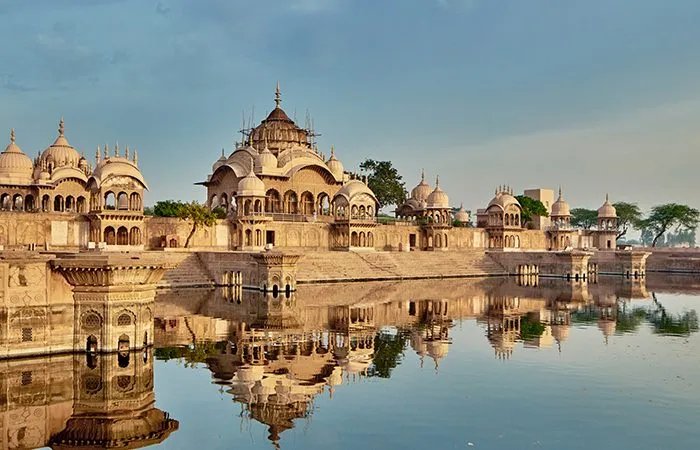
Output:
[76, 196, 86, 213]
[104, 227, 116, 245]
[129, 227, 141, 245]
[24, 195, 35, 212]
[317, 193, 330, 215]
[65, 196, 74, 212]
[284, 191, 298, 214]
[117, 192, 128, 210]
[266, 189, 281, 213]
[254, 199, 262, 213]
[54, 195, 64, 212]
[351, 231, 358, 247]
[117, 226, 129, 245]
[0, 193, 10, 210]
[104, 192, 116, 210]
[12, 194, 23, 211]
[301, 191, 314, 215]
[42, 195, 50, 212]
[117, 313, 132, 326]
[129, 192, 141, 210]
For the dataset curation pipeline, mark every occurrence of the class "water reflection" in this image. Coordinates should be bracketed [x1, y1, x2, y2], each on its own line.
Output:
[0, 350, 178, 449]
[153, 275, 700, 447]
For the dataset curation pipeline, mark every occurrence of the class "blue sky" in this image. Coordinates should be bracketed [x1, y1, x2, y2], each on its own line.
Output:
[1, 0, 699, 215]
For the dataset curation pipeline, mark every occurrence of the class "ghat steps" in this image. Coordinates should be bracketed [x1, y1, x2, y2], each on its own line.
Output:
[296, 250, 507, 283]
[154, 252, 216, 288]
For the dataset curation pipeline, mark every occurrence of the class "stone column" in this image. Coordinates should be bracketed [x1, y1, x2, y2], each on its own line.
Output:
[51, 254, 165, 353]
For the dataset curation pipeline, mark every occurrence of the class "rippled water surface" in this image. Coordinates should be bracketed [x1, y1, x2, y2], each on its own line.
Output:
[3, 275, 700, 450]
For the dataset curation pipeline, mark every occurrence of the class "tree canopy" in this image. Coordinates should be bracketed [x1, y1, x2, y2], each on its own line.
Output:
[571, 208, 597, 229]
[153, 200, 186, 217]
[641, 203, 700, 247]
[515, 195, 548, 225]
[613, 201, 643, 240]
[359, 159, 407, 210]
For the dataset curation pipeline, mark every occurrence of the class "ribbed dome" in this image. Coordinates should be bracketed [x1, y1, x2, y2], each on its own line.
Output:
[426, 176, 449, 208]
[454, 203, 469, 223]
[0, 129, 34, 185]
[551, 188, 571, 217]
[326, 146, 344, 179]
[237, 166, 265, 196]
[597, 194, 617, 218]
[257, 143, 278, 171]
[40, 119, 81, 168]
[488, 186, 521, 210]
[410, 170, 432, 202]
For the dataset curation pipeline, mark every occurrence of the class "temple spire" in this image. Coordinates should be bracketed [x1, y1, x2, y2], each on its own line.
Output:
[274, 81, 281, 108]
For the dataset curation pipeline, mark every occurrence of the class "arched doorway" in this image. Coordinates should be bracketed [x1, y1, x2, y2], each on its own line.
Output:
[117, 226, 129, 245]
[104, 226, 116, 245]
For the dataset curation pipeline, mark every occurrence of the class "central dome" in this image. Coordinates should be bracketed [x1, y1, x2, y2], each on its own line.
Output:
[249, 84, 310, 155]
[426, 176, 449, 209]
[551, 188, 571, 217]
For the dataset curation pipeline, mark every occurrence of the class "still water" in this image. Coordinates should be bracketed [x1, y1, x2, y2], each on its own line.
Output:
[3, 275, 700, 449]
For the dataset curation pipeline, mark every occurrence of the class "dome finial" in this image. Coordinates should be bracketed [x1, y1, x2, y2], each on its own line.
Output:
[58, 118, 65, 136]
[96, 145, 101, 163]
[10, 128, 15, 144]
[134, 149, 138, 165]
[275, 81, 281, 108]
[115, 141, 120, 157]
[435, 175, 440, 187]
[330, 145, 335, 158]
[558, 185, 562, 199]
[606, 193, 609, 202]
[125, 145, 130, 159]
[421, 168, 425, 182]
[104, 143, 109, 159]
[221, 148, 225, 157]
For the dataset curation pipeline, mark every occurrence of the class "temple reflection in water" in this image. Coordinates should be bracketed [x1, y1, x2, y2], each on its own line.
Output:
[0, 349, 177, 450]
[151, 274, 697, 448]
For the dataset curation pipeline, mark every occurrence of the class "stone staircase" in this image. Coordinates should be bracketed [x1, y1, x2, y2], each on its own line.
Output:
[155, 252, 215, 288]
[297, 250, 507, 283]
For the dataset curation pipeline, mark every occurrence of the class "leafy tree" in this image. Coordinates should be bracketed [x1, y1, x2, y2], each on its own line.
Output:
[515, 195, 548, 225]
[641, 203, 700, 247]
[571, 208, 597, 229]
[143, 206, 154, 216]
[153, 200, 186, 217]
[359, 159, 407, 210]
[613, 202, 642, 240]
[178, 201, 219, 248]
[519, 315, 546, 340]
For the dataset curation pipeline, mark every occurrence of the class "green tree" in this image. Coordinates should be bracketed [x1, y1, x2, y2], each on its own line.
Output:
[515, 195, 548, 225]
[153, 200, 185, 217]
[613, 202, 643, 240]
[178, 201, 219, 248]
[571, 208, 598, 229]
[359, 159, 407, 210]
[641, 203, 700, 247]
[368, 330, 409, 378]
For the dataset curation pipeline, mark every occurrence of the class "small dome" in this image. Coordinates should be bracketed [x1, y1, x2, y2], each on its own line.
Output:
[410, 170, 432, 202]
[40, 119, 81, 168]
[426, 340, 450, 363]
[598, 319, 616, 338]
[0, 129, 34, 185]
[454, 203, 470, 223]
[551, 188, 571, 217]
[488, 186, 521, 210]
[212, 149, 227, 172]
[551, 324, 570, 342]
[426, 176, 449, 209]
[237, 166, 265, 196]
[597, 194, 617, 218]
[333, 179, 378, 204]
[257, 143, 278, 172]
[326, 146, 344, 179]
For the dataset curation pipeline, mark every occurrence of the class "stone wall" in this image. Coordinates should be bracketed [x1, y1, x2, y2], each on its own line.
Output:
[644, 248, 700, 274]
[144, 217, 229, 249]
[0, 212, 89, 250]
[0, 254, 75, 358]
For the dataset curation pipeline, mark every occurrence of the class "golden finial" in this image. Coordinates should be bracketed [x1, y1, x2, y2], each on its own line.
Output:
[10, 128, 15, 143]
[58, 118, 65, 136]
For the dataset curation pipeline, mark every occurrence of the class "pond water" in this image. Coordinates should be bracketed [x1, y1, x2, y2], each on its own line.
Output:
[3, 275, 700, 449]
